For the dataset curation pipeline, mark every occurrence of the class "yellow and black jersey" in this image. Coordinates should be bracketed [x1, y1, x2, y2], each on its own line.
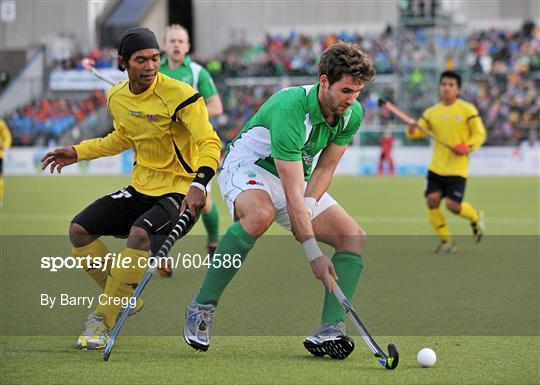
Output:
[74, 72, 221, 196]
[407, 98, 486, 178]
[0, 119, 12, 158]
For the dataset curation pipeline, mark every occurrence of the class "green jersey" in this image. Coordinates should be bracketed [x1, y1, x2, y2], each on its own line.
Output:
[225, 84, 364, 180]
[160, 56, 218, 99]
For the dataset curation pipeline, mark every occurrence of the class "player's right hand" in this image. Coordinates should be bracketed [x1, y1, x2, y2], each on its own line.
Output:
[407, 123, 418, 135]
[180, 185, 206, 217]
[310, 255, 338, 291]
[41, 146, 77, 174]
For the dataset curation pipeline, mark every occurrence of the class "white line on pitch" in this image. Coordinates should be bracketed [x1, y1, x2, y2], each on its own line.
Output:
[354, 216, 539, 224]
[1, 214, 72, 220]
[2, 214, 538, 225]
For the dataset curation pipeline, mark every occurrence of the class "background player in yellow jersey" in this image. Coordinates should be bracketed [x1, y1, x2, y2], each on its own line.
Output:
[407, 71, 486, 252]
[0, 118, 12, 207]
[158, 24, 224, 276]
[41, 27, 221, 349]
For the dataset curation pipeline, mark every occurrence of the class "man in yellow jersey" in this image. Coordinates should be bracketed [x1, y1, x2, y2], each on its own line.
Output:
[407, 71, 486, 253]
[0, 118, 12, 207]
[158, 24, 223, 277]
[41, 27, 221, 349]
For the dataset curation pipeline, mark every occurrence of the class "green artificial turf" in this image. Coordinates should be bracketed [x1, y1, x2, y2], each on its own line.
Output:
[1, 336, 538, 385]
[1, 175, 538, 385]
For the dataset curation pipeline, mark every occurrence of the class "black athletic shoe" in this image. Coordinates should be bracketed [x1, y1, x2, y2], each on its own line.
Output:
[471, 210, 485, 243]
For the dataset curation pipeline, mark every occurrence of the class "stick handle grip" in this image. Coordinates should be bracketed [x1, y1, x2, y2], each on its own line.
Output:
[379, 99, 416, 125]
[329, 276, 347, 303]
[380, 99, 455, 150]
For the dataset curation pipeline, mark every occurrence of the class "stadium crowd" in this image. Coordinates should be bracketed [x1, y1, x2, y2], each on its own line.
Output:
[466, 22, 540, 144]
[5, 91, 106, 146]
[52, 48, 116, 71]
[4, 22, 539, 146]
[214, 22, 539, 145]
[217, 27, 397, 77]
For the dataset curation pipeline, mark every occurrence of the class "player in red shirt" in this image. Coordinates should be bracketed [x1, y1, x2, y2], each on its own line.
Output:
[378, 131, 395, 175]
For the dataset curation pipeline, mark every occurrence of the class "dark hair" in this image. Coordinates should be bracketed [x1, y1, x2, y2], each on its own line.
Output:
[117, 49, 166, 72]
[318, 41, 376, 85]
[439, 71, 462, 88]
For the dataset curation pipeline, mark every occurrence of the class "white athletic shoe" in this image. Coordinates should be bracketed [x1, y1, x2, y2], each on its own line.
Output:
[183, 295, 216, 351]
[433, 241, 458, 253]
[303, 321, 355, 359]
[77, 313, 109, 350]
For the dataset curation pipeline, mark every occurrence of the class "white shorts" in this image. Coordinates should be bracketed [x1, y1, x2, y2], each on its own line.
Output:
[218, 159, 337, 229]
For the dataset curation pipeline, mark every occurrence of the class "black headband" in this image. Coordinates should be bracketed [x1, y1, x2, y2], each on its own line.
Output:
[116, 27, 159, 59]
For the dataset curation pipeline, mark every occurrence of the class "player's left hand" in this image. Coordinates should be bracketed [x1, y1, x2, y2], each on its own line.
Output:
[181, 186, 206, 217]
[453, 143, 469, 155]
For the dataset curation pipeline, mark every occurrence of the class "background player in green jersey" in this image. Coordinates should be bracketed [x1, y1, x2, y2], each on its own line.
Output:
[183, 42, 376, 359]
[160, 24, 223, 273]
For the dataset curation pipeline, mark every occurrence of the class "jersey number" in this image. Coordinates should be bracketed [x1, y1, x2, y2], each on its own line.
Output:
[110, 189, 132, 199]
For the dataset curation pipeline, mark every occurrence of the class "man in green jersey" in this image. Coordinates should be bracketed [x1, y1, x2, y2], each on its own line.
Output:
[159, 24, 223, 275]
[183, 42, 376, 359]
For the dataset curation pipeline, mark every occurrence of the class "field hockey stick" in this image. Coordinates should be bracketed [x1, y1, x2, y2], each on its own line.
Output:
[81, 58, 116, 86]
[103, 209, 194, 361]
[330, 277, 399, 369]
[378, 98, 454, 150]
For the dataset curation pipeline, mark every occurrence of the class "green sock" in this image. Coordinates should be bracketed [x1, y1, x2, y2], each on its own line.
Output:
[197, 221, 256, 306]
[321, 252, 364, 324]
[202, 202, 220, 245]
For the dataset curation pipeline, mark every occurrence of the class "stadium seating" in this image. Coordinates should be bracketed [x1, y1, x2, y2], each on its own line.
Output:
[5, 90, 106, 146]
[214, 25, 539, 145]
[5, 24, 539, 146]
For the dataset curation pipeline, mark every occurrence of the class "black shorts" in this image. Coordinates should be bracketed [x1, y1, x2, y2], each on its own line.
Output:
[424, 171, 467, 203]
[72, 186, 184, 254]
[0, 157, 3, 175]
